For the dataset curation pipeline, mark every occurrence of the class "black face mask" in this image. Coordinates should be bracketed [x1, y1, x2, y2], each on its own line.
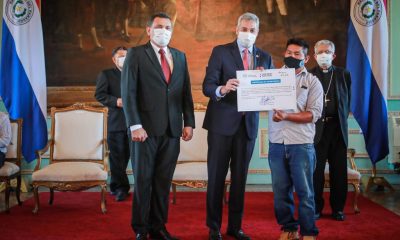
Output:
[284, 56, 305, 69]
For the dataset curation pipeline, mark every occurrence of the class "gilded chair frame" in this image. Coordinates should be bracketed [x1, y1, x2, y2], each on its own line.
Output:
[171, 160, 230, 204]
[324, 148, 361, 213]
[32, 103, 109, 214]
[171, 109, 230, 204]
[0, 118, 23, 212]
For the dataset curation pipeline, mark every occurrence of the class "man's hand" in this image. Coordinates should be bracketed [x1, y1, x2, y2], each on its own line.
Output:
[220, 79, 240, 95]
[181, 126, 193, 141]
[272, 109, 288, 122]
[117, 98, 123, 108]
[131, 128, 148, 142]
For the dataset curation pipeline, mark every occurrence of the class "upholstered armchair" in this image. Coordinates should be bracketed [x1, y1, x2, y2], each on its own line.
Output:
[171, 111, 230, 204]
[0, 118, 23, 212]
[32, 103, 109, 214]
[324, 148, 361, 213]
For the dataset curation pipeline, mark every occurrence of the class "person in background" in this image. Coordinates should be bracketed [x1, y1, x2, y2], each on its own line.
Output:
[310, 39, 351, 221]
[203, 12, 274, 240]
[95, 46, 130, 202]
[0, 111, 12, 168]
[268, 38, 323, 240]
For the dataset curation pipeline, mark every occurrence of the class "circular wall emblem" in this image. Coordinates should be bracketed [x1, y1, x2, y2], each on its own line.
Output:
[5, 0, 34, 26]
[353, 0, 382, 27]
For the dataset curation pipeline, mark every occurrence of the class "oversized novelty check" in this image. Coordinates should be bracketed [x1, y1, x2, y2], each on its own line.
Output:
[236, 68, 296, 111]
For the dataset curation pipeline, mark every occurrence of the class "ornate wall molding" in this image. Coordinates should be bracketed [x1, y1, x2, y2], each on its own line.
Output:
[259, 129, 268, 158]
[389, 111, 400, 117]
[21, 168, 396, 176]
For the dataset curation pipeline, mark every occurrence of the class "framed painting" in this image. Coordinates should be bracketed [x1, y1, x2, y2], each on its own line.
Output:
[42, 0, 350, 107]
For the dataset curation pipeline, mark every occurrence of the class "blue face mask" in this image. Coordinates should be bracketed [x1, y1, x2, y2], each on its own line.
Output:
[284, 56, 305, 69]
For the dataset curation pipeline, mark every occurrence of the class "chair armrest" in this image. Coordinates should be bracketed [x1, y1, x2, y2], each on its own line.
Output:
[347, 148, 357, 171]
[34, 140, 52, 171]
[102, 138, 109, 172]
[176, 160, 207, 164]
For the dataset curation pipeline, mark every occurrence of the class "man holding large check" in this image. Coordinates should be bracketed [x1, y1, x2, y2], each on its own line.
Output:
[267, 38, 323, 240]
[202, 12, 274, 240]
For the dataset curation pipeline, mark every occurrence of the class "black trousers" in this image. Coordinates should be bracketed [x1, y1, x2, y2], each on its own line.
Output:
[131, 134, 180, 234]
[313, 120, 348, 214]
[206, 119, 256, 231]
[108, 131, 130, 193]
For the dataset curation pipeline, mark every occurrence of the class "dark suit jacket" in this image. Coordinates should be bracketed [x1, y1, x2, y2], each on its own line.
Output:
[202, 41, 274, 139]
[95, 68, 127, 132]
[121, 42, 195, 137]
[310, 65, 351, 146]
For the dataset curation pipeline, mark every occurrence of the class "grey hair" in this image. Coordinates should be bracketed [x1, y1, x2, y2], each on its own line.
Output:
[314, 40, 335, 53]
[237, 12, 259, 30]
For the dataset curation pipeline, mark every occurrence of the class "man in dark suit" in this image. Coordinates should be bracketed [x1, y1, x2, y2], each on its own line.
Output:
[203, 12, 274, 240]
[310, 39, 351, 221]
[95, 46, 130, 202]
[121, 12, 195, 240]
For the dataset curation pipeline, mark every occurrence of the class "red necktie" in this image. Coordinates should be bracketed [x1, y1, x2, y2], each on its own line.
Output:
[159, 49, 171, 84]
[242, 49, 249, 70]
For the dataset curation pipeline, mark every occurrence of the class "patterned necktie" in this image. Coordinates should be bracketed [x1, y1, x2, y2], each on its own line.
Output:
[159, 48, 171, 84]
[242, 49, 249, 70]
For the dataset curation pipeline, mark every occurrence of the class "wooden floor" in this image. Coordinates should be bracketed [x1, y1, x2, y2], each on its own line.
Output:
[1, 183, 399, 215]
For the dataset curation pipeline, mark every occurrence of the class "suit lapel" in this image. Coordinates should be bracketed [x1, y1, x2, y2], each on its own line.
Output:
[144, 42, 168, 84]
[230, 41, 244, 70]
[332, 66, 341, 105]
[253, 47, 261, 69]
[169, 48, 179, 88]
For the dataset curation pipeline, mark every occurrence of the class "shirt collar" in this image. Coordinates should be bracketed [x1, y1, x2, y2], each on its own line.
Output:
[297, 67, 308, 75]
[320, 65, 334, 73]
[283, 65, 308, 76]
[150, 41, 168, 55]
[236, 40, 253, 54]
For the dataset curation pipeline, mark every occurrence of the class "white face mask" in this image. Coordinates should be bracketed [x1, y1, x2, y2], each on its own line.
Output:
[237, 31, 256, 49]
[152, 28, 172, 47]
[316, 53, 333, 68]
[117, 56, 125, 69]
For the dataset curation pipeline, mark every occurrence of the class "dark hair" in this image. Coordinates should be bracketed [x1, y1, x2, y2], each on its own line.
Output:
[147, 12, 171, 27]
[286, 38, 309, 55]
[111, 46, 127, 57]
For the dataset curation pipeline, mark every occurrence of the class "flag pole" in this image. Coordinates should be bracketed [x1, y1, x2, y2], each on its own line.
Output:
[365, 164, 394, 192]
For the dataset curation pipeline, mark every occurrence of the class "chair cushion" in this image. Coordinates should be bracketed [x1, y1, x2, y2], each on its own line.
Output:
[324, 164, 361, 181]
[53, 110, 104, 160]
[173, 162, 230, 181]
[178, 112, 207, 161]
[0, 162, 20, 177]
[32, 162, 107, 182]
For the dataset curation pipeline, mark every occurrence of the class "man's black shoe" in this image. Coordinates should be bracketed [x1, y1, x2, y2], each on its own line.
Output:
[136, 233, 148, 240]
[115, 191, 128, 201]
[149, 228, 179, 240]
[226, 229, 251, 240]
[331, 211, 345, 221]
[209, 230, 222, 240]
